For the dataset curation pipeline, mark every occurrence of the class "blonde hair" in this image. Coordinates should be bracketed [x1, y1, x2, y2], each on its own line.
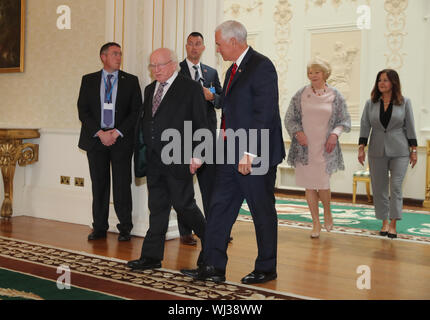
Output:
[307, 58, 331, 81]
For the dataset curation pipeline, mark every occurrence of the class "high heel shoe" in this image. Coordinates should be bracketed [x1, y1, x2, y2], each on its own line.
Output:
[379, 230, 388, 236]
[387, 232, 397, 239]
[324, 214, 333, 232]
[310, 232, 320, 239]
[310, 225, 321, 239]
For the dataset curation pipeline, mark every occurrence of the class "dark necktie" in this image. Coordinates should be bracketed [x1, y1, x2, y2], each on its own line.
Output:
[152, 82, 168, 116]
[192, 65, 200, 82]
[104, 74, 114, 127]
[221, 63, 238, 139]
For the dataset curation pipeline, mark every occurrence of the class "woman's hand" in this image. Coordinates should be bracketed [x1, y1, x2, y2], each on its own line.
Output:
[358, 146, 366, 166]
[325, 133, 338, 153]
[295, 131, 308, 146]
[410, 150, 417, 168]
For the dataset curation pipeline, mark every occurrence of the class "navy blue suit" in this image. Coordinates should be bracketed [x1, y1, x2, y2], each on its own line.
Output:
[203, 47, 285, 273]
[178, 60, 222, 235]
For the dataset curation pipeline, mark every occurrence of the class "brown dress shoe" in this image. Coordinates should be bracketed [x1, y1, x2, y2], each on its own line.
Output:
[180, 234, 197, 246]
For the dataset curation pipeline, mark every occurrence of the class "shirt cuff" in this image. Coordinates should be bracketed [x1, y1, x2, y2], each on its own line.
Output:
[358, 137, 368, 146]
[331, 126, 343, 137]
[244, 152, 257, 158]
[408, 139, 417, 147]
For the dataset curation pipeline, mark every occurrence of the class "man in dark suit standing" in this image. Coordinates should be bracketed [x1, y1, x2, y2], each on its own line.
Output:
[77, 42, 142, 242]
[181, 21, 285, 284]
[177, 32, 223, 246]
[127, 48, 208, 271]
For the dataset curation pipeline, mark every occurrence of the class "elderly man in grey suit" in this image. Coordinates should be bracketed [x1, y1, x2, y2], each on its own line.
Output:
[358, 69, 417, 239]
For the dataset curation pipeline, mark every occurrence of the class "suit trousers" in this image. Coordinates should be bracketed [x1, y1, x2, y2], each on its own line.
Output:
[203, 164, 278, 273]
[87, 142, 133, 234]
[140, 157, 206, 262]
[368, 153, 409, 221]
[178, 163, 216, 236]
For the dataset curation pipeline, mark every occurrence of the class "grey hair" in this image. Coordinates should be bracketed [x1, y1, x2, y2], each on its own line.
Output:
[215, 20, 247, 43]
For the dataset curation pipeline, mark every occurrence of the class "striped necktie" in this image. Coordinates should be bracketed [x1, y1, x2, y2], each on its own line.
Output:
[152, 82, 168, 116]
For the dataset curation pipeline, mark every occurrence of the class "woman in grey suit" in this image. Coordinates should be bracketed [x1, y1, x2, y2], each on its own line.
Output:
[358, 69, 417, 238]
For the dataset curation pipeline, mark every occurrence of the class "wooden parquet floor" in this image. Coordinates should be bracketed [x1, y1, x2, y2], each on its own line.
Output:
[1, 200, 429, 300]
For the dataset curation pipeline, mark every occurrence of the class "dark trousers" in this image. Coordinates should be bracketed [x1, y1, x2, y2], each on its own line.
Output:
[87, 142, 133, 234]
[140, 159, 206, 262]
[177, 163, 216, 235]
[203, 164, 278, 272]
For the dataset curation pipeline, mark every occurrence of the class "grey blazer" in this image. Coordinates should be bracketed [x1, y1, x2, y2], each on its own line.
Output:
[359, 97, 417, 158]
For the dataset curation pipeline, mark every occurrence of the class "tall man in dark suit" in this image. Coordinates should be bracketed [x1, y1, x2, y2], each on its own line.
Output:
[177, 32, 223, 246]
[181, 21, 286, 284]
[127, 48, 209, 271]
[77, 42, 142, 242]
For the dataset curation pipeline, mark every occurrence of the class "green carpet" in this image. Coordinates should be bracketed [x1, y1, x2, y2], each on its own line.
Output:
[0, 267, 123, 300]
[239, 199, 430, 239]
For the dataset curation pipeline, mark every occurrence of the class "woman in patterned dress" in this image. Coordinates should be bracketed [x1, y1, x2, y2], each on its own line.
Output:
[285, 58, 351, 238]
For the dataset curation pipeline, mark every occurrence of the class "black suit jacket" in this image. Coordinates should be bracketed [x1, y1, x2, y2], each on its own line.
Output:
[140, 74, 209, 179]
[179, 59, 222, 133]
[221, 47, 285, 167]
[77, 70, 142, 151]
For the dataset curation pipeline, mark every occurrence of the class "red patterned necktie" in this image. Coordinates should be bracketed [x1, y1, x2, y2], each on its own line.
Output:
[221, 63, 238, 139]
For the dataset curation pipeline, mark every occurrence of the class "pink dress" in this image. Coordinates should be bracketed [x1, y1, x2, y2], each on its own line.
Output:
[295, 86, 342, 189]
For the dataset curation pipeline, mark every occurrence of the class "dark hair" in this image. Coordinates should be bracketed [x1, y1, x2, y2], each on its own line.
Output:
[187, 32, 204, 42]
[100, 42, 121, 56]
[371, 69, 404, 105]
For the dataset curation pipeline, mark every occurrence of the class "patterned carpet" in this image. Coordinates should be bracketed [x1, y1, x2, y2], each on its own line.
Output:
[238, 198, 430, 244]
[0, 236, 308, 300]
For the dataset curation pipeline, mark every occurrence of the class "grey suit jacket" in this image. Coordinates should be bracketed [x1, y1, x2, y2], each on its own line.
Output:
[359, 97, 417, 158]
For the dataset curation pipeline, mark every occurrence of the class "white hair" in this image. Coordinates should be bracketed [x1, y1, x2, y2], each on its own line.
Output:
[215, 20, 247, 44]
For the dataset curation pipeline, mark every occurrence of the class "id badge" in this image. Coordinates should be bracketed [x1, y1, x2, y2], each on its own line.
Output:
[104, 103, 114, 111]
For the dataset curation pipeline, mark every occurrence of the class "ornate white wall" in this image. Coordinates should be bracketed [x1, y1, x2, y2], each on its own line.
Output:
[0, 0, 429, 235]
[223, 0, 429, 199]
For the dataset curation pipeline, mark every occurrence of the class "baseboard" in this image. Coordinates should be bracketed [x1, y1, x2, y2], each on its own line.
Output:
[275, 188, 424, 208]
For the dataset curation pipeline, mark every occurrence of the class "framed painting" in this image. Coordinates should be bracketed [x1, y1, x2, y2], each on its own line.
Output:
[0, 0, 25, 73]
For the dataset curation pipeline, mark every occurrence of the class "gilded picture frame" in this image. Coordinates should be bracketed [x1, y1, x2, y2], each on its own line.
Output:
[0, 0, 25, 73]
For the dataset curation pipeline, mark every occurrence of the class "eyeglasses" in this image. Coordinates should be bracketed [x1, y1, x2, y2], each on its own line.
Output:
[148, 60, 172, 69]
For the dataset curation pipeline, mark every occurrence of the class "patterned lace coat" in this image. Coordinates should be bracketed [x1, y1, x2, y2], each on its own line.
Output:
[284, 85, 351, 175]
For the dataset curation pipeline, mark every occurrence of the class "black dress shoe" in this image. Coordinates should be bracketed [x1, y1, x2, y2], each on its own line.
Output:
[180, 234, 197, 246]
[379, 231, 388, 236]
[88, 231, 107, 241]
[241, 270, 277, 284]
[127, 258, 161, 270]
[118, 233, 131, 241]
[387, 232, 397, 239]
[181, 265, 226, 283]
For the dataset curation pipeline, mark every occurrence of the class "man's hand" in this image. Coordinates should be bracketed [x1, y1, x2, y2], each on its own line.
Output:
[190, 157, 203, 175]
[238, 154, 254, 176]
[97, 130, 118, 146]
[203, 87, 215, 101]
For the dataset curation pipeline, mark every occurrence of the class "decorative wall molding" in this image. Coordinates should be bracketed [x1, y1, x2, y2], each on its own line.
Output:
[305, 0, 369, 11]
[326, 41, 359, 101]
[384, 0, 408, 69]
[224, 0, 263, 18]
[274, 0, 293, 109]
